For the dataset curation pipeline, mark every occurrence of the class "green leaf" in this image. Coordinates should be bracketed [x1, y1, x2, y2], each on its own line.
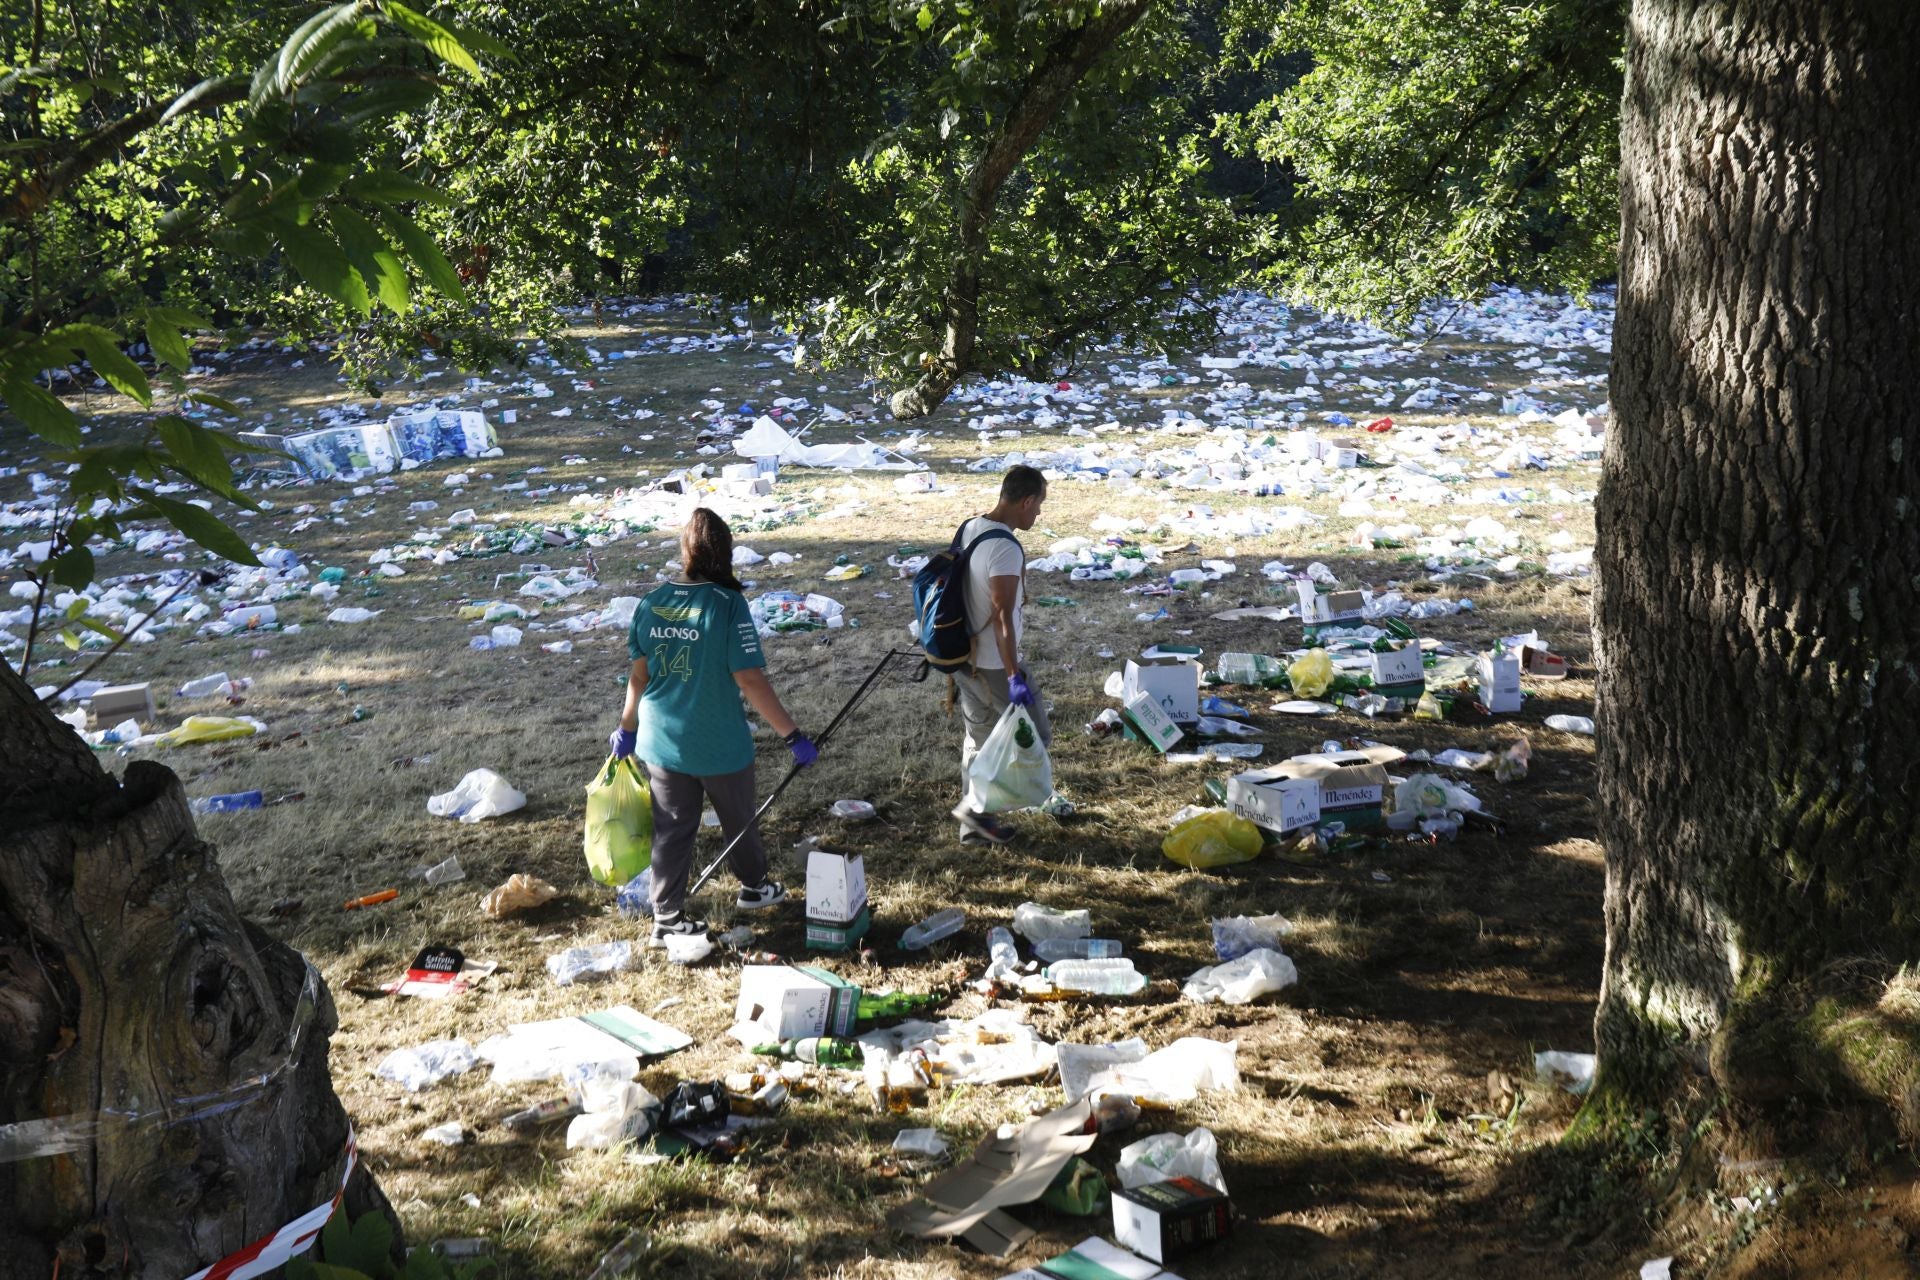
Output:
[378, 208, 466, 305]
[347, 1208, 394, 1274]
[136, 493, 261, 566]
[280, 224, 372, 315]
[65, 596, 89, 620]
[146, 318, 192, 373]
[318, 1208, 352, 1269]
[60, 629, 81, 651]
[71, 616, 121, 642]
[343, 170, 454, 205]
[156, 416, 240, 497]
[48, 545, 94, 589]
[263, 2, 371, 102]
[1, 377, 80, 446]
[917, 4, 933, 31]
[331, 207, 412, 316]
[145, 306, 214, 331]
[50, 324, 151, 405]
[403, 1245, 449, 1280]
[185, 391, 243, 415]
[384, 3, 482, 77]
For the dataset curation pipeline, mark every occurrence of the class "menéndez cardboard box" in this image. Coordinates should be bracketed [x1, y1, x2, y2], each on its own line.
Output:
[806, 849, 871, 952]
[1112, 1175, 1233, 1265]
[733, 964, 859, 1044]
[1121, 691, 1185, 754]
[805, 905, 872, 953]
[1294, 581, 1367, 630]
[1368, 642, 1425, 700]
[1122, 657, 1199, 724]
[1226, 768, 1322, 835]
[1275, 745, 1406, 831]
[1477, 650, 1523, 713]
[89, 682, 154, 722]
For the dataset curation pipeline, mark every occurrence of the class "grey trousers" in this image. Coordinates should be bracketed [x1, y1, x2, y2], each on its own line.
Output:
[953, 666, 1053, 817]
[645, 760, 768, 918]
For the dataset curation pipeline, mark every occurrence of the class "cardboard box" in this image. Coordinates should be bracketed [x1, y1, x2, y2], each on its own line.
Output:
[1112, 1175, 1232, 1264]
[1477, 650, 1523, 713]
[795, 964, 861, 1036]
[1122, 657, 1199, 724]
[805, 905, 872, 953]
[1294, 581, 1366, 629]
[1368, 643, 1425, 700]
[806, 850, 868, 924]
[1030, 1236, 1170, 1279]
[734, 965, 836, 1043]
[1522, 647, 1568, 679]
[1226, 768, 1322, 834]
[1122, 691, 1185, 754]
[1276, 745, 1405, 831]
[89, 682, 153, 721]
[1326, 446, 1361, 468]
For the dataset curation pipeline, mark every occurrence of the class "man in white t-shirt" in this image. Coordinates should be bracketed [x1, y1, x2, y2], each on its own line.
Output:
[950, 464, 1053, 843]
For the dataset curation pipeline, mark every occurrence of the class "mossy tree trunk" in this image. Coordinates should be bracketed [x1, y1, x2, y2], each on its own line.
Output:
[1595, 0, 1920, 1112]
[0, 661, 395, 1277]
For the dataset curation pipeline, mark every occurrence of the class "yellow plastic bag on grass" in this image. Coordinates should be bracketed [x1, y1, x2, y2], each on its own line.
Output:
[1286, 649, 1334, 699]
[583, 756, 652, 886]
[157, 715, 260, 747]
[1162, 810, 1264, 870]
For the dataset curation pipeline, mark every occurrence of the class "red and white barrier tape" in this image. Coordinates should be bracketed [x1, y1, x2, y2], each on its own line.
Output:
[182, 1124, 357, 1280]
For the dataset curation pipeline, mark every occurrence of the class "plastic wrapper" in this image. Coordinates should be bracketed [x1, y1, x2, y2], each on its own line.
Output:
[1056, 1039, 1149, 1103]
[374, 1039, 478, 1092]
[1116, 1128, 1226, 1193]
[1286, 648, 1335, 698]
[156, 714, 262, 747]
[1211, 913, 1293, 961]
[481, 873, 558, 918]
[429, 768, 527, 823]
[962, 706, 1054, 813]
[1085, 1037, 1240, 1103]
[545, 941, 633, 986]
[565, 1082, 659, 1151]
[1535, 1049, 1597, 1095]
[1162, 810, 1263, 869]
[1183, 948, 1298, 1005]
[1013, 902, 1091, 943]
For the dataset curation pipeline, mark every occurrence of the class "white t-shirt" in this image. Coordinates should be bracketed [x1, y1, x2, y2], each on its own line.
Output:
[957, 516, 1025, 670]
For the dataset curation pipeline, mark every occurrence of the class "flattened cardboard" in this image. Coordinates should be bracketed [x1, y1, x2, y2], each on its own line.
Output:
[890, 1098, 1098, 1255]
[1123, 658, 1200, 725]
[380, 944, 499, 999]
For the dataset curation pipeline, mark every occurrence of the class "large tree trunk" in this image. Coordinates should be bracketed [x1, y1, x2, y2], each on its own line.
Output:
[1595, 0, 1920, 1116]
[888, 0, 1156, 420]
[0, 662, 395, 1277]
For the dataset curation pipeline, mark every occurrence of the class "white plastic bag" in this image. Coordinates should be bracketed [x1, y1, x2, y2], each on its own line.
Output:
[1211, 913, 1293, 961]
[1183, 948, 1298, 1005]
[1056, 1039, 1149, 1102]
[428, 768, 526, 823]
[374, 1039, 477, 1092]
[1086, 1037, 1240, 1103]
[963, 706, 1054, 813]
[1116, 1128, 1226, 1193]
[565, 1082, 658, 1151]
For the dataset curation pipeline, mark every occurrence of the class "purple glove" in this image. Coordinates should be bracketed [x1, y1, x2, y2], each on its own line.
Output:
[787, 733, 819, 767]
[609, 726, 636, 759]
[1007, 670, 1036, 708]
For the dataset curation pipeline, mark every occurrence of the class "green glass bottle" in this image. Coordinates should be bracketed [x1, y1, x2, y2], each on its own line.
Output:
[752, 1036, 864, 1067]
[856, 990, 946, 1022]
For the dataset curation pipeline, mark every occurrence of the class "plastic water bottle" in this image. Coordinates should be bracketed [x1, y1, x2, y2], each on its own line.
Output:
[615, 869, 653, 918]
[900, 907, 965, 951]
[1034, 938, 1122, 963]
[986, 926, 1020, 981]
[1046, 958, 1147, 995]
[1544, 715, 1595, 735]
[178, 672, 233, 698]
[190, 790, 263, 815]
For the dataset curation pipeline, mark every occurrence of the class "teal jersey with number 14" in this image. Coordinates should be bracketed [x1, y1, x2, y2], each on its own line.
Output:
[626, 580, 765, 776]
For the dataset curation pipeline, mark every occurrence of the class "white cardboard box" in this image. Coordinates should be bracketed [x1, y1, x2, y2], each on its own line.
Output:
[1122, 657, 1199, 724]
[1123, 691, 1185, 753]
[734, 965, 834, 1044]
[1369, 643, 1425, 693]
[1294, 581, 1366, 627]
[805, 850, 868, 925]
[1226, 769, 1323, 834]
[1477, 651, 1523, 713]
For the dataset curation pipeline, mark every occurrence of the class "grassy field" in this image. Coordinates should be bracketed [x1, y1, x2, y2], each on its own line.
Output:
[4, 294, 1761, 1278]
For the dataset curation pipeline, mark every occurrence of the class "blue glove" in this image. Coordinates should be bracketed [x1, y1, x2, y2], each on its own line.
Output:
[1007, 670, 1036, 708]
[609, 726, 636, 759]
[787, 733, 819, 768]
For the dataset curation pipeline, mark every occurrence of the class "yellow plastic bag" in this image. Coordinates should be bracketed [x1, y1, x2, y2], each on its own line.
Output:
[1286, 648, 1335, 699]
[1162, 810, 1264, 870]
[583, 756, 653, 886]
[157, 715, 259, 747]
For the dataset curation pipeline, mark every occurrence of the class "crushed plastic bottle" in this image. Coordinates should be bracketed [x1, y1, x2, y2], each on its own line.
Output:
[900, 907, 965, 951]
[584, 1228, 650, 1280]
[178, 672, 234, 698]
[986, 926, 1020, 982]
[615, 868, 653, 917]
[1046, 958, 1148, 996]
[1034, 938, 1122, 962]
[1013, 902, 1092, 943]
[190, 790, 263, 815]
[545, 941, 633, 986]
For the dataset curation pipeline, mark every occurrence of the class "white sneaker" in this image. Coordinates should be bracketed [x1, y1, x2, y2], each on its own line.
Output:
[735, 880, 789, 911]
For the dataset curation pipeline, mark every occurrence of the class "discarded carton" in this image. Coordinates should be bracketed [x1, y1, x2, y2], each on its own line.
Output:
[805, 904, 872, 953]
[1367, 643, 1425, 700]
[1122, 691, 1185, 754]
[1272, 745, 1405, 831]
[890, 1097, 1098, 1257]
[89, 682, 154, 722]
[1477, 650, 1523, 713]
[1112, 1175, 1232, 1265]
[795, 964, 861, 1036]
[1225, 769, 1322, 835]
[733, 964, 859, 1044]
[1295, 581, 1366, 630]
[1522, 647, 1569, 679]
[1122, 657, 1199, 724]
[805, 849, 868, 926]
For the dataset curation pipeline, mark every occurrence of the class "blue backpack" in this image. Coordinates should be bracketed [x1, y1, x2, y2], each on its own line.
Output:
[913, 521, 1018, 672]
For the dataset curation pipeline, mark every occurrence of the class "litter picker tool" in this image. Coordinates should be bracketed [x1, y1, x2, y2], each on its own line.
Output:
[689, 648, 919, 897]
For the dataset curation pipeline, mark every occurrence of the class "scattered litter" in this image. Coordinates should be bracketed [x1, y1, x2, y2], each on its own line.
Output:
[546, 941, 634, 985]
[482, 873, 558, 918]
[1116, 1127, 1226, 1193]
[375, 1039, 478, 1092]
[1182, 948, 1297, 1005]
[1535, 1049, 1597, 1095]
[428, 768, 527, 822]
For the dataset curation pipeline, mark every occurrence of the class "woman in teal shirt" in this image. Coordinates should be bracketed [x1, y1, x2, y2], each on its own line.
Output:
[609, 509, 817, 944]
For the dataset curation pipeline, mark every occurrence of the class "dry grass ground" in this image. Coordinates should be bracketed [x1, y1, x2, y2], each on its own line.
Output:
[6, 301, 1816, 1278]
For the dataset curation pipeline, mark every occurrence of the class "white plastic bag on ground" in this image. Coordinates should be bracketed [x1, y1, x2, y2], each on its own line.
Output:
[374, 1039, 477, 1091]
[428, 768, 526, 822]
[1013, 902, 1091, 943]
[963, 706, 1053, 813]
[1183, 949, 1298, 1005]
[565, 1082, 658, 1151]
[1056, 1039, 1149, 1102]
[1211, 913, 1293, 961]
[1086, 1037, 1240, 1103]
[1535, 1049, 1597, 1095]
[1116, 1128, 1226, 1193]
